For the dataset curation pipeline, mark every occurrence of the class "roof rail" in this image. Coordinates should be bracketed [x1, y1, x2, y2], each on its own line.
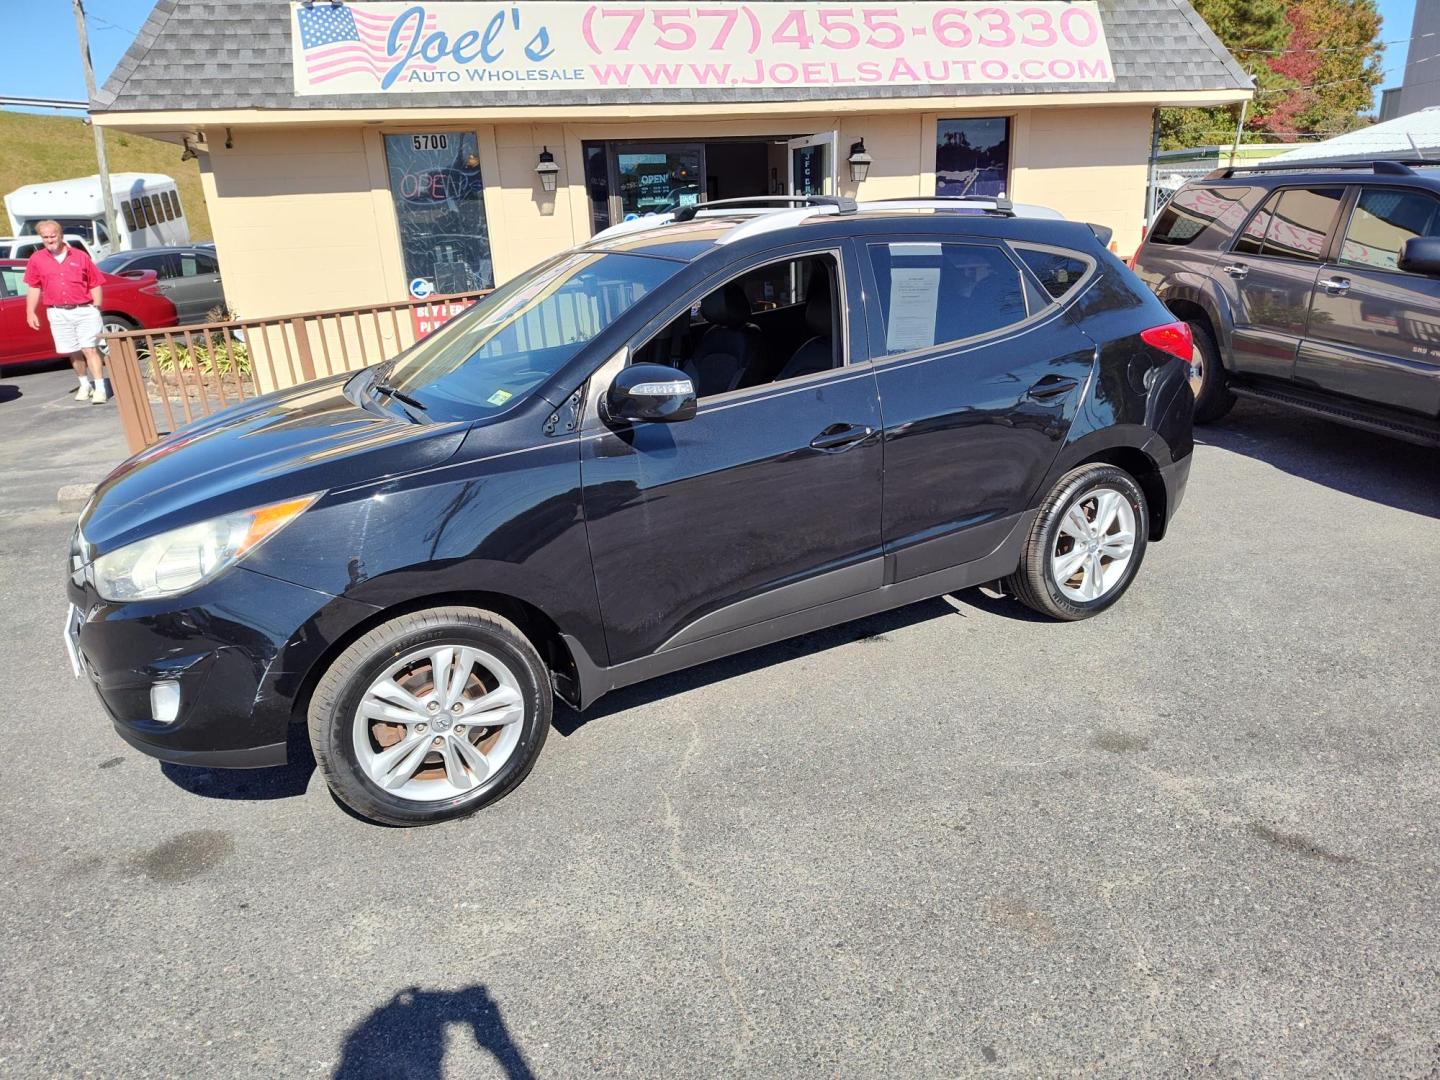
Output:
[865, 195, 1015, 215]
[673, 194, 856, 222]
[714, 204, 850, 246]
[1204, 158, 1424, 180]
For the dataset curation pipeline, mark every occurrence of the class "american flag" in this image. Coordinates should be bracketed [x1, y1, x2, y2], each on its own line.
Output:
[296, 4, 437, 86]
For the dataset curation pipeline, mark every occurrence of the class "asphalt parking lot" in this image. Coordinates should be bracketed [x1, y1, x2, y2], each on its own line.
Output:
[1, 363, 1437, 1078]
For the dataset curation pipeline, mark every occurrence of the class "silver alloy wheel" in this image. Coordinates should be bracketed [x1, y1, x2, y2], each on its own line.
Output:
[352, 645, 525, 803]
[1188, 340, 1205, 398]
[1051, 487, 1137, 602]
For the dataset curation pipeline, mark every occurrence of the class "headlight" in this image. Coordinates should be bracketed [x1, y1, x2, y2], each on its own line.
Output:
[92, 494, 320, 601]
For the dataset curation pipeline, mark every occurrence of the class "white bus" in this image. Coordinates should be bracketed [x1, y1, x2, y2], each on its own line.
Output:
[4, 173, 189, 258]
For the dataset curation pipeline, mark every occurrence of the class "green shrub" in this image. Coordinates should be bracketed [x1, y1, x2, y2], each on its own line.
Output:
[151, 339, 251, 378]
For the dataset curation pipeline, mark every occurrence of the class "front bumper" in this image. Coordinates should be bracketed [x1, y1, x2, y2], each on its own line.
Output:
[67, 565, 377, 769]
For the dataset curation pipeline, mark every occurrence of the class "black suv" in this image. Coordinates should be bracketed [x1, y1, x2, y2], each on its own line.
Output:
[1134, 159, 1440, 445]
[66, 197, 1194, 826]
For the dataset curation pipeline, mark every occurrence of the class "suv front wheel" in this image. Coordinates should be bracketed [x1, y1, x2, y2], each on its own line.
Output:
[1006, 465, 1150, 621]
[1185, 318, 1236, 423]
[308, 607, 551, 826]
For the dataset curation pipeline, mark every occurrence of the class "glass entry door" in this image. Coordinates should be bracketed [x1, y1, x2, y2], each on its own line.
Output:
[614, 144, 705, 222]
[788, 133, 836, 197]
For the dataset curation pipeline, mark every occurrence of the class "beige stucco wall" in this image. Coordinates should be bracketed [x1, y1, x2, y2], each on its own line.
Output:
[1009, 104, 1156, 257]
[200, 102, 1155, 320]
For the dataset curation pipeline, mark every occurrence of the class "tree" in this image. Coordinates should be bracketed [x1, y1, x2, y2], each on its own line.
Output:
[1159, 0, 1290, 149]
[1254, 0, 1384, 138]
[1159, 0, 1384, 150]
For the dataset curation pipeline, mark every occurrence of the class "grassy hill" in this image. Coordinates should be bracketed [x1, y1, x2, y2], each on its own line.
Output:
[0, 110, 211, 240]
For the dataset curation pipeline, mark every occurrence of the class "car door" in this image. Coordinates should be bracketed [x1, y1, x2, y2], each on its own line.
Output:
[580, 240, 884, 666]
[860, 236, 1098, 581]
[1212, 185, 1346, 382]
[0, 265, 55, 363]
[168, 250, 225, 323]
[1297, 185, 1440, 417]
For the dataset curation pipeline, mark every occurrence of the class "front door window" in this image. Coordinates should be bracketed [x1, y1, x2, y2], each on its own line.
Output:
[615, 146, 703, 220]
[788, 133, 836, 196]
[631, 252, 842, 395]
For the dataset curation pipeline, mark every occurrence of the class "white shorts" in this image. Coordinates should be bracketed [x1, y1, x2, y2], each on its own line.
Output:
[48, 305, 104, 354]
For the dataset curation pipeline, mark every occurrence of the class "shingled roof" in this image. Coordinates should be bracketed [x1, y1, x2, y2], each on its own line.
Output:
[95, 0, 1250, 113]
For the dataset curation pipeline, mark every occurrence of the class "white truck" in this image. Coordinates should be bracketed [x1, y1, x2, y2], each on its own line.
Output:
[4, 173, 189, 259]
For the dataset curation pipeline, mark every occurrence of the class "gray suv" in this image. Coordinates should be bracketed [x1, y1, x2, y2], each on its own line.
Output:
[1132, 159, 1440, 447]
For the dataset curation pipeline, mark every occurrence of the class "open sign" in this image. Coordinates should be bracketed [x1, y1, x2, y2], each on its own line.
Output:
[398, 167, 482, 203]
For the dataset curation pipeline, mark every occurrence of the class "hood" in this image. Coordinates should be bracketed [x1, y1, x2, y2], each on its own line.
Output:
[81, 373, 468, 553]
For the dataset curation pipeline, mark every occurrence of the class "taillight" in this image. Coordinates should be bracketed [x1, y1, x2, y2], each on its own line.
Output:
[1139, 321, 1193, 361]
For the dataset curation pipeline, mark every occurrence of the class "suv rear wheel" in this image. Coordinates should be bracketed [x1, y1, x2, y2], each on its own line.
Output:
[308, 607, 551, 826]
[1005, 464, 1149, 621]
[1185, 318, 1236, 423]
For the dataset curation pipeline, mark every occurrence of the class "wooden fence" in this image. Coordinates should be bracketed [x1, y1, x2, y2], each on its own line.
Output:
[103, 291, 487, 453]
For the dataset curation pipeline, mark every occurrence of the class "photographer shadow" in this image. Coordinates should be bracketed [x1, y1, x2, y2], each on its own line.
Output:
[333, 985, 535, 1080]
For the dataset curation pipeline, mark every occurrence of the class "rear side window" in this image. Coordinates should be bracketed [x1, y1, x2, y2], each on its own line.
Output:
[1014, 247, 1092, 300]
[868, 242, 1028, 355]
[126, 253, 176, 277]
[1148, 185, 1254, 246]
[1340, 188, 1440, 271]
[178, 252, 219, 276]
[1233, 187, 1344, 261]
[121, 201, 137, 232]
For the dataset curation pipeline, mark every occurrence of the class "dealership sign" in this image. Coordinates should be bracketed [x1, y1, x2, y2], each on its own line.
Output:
[291, 2, 1114, 95]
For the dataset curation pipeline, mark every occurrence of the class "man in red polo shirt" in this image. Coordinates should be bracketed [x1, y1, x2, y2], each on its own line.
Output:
[24, 219, 109, 404]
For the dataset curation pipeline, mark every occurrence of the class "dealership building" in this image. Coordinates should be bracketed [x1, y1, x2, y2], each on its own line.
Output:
[92, 0, 1249, 320]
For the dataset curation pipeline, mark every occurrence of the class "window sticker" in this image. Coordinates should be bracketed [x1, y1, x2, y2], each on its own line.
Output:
[487, 389, 514, 406]
[885, 243, 942, 353]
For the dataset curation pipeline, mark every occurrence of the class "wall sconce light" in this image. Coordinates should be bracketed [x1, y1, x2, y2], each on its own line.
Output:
[847, 139, 873, 184]
[180, 135, 201, 162]
[535, 146, 560, 193]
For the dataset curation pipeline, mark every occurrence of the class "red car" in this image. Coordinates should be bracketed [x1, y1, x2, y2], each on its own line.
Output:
[0, 258, 178, 366]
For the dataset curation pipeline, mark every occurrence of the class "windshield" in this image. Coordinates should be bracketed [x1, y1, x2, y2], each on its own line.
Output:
[379, 250, 681, 420]
[97, 253, 129, 273]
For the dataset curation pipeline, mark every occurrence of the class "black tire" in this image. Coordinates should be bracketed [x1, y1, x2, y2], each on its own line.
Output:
[1005, 464, 1150, 621]
[308, 606, 551, 827]
[1186, 318, 1235, 423]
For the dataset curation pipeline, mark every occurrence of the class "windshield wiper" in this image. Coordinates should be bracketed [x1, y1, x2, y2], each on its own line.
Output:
[371, 380, 427, 412]
[362, 364, 428, 420]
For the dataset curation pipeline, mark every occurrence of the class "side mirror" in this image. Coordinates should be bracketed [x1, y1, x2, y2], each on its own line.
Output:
[1398, 236, 1440, 276]
[603, 363, 697, 424]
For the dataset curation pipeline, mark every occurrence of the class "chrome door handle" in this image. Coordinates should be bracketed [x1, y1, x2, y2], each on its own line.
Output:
[1025, 374, 1080, 401]
[809, 424, 875, 452]
[1222, 264, 1249, 278]
[1320, 277, 1351, 293]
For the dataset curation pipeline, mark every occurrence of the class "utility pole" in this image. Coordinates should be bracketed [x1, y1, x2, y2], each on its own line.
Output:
[72, 0, 117, 252]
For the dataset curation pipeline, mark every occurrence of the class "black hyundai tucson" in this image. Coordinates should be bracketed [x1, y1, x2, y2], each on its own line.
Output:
[66, 196, 1195, 826]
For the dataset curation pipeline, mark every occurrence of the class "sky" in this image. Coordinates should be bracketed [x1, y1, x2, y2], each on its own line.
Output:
[0, 0, 1424, 112]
